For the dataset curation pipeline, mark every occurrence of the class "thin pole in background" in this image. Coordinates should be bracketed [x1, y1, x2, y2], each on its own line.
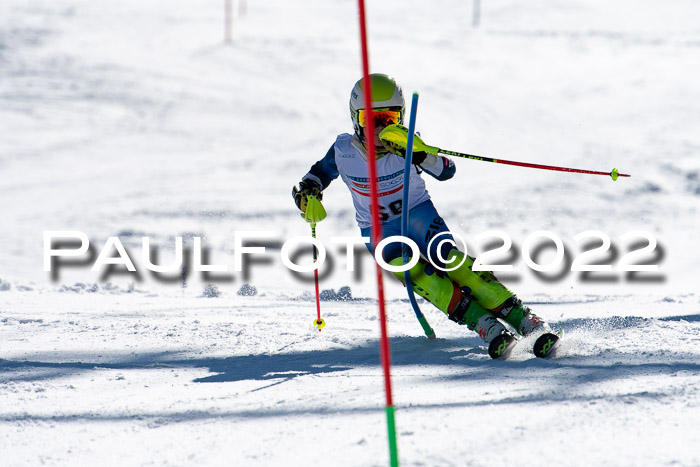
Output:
[472, 0, 481, 28]
[224, 0, 232, 43]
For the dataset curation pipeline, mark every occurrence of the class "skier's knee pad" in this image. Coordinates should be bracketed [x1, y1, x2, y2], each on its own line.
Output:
[388, 257, 457, 314]
[444, 250, 514, 310]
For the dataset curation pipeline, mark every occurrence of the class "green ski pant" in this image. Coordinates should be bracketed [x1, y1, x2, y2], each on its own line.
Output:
[389, 254, 527, 333]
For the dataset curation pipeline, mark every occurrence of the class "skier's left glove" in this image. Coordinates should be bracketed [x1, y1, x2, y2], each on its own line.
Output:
[292, 179, 323, 213]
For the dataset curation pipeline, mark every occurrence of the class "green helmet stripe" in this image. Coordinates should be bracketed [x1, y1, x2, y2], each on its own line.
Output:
[360, 74, 397, 102]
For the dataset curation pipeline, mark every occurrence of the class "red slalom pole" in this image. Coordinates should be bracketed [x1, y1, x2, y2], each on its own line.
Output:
[357, 1, 399, 466]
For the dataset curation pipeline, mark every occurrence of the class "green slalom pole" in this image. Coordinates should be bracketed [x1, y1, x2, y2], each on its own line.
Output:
[386, 405, 398, 467]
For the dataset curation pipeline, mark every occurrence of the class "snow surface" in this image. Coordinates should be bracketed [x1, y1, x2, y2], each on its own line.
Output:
[1, 0, 699, 465]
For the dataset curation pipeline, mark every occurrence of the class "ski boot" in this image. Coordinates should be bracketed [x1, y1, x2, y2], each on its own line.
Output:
[497, 296, 560, 358]
[495, 296, 550, 337]
[449, 287, 517, 359]
[388, 258, 518, 359]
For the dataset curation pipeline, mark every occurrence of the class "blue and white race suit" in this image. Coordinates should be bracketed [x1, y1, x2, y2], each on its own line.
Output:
[302, 133, 457, 264]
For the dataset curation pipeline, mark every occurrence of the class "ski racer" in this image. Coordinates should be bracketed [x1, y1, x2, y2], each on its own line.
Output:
[292, 73, 551, 358]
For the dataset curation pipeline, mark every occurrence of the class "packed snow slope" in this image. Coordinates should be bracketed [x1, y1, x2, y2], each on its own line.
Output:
[1, 0, 699, 466]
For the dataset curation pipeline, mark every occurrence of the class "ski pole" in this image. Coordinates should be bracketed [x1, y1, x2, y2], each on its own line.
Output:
[310, 222, 325, 331]
[302, 194, 327, 331]
[380, 124, 631, 181]
[402, 93, 436, 340]
[438, 148, 630, 180]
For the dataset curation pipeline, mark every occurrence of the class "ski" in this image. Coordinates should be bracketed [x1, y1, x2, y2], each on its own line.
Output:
[486, 331, 562, 360]
[533, 332, 561, 359]
[488, 332, 518, 359]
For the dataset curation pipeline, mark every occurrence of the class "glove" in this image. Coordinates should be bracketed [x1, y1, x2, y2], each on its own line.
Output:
[386, 145, 428, 166]
[292, 179, 323, 213]
[409, 151, 428, 166]
[379, 134, 428, 166]
[379, 124, 429, 165]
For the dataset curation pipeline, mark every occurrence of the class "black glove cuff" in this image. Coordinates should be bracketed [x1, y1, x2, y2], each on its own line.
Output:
[412, 151, 427, 166]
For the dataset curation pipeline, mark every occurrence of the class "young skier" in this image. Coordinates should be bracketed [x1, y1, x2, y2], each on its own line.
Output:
[292, 73, 552, 358]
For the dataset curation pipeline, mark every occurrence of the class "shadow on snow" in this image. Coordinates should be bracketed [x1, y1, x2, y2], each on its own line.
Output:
[0, 314, 698, 423]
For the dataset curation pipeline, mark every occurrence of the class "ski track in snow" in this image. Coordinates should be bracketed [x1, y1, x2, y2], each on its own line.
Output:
[1, 289, 699, 466]
[1, 0, 700, 465]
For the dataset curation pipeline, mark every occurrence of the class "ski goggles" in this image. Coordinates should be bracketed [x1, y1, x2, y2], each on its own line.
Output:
[358, 109, 401, 128]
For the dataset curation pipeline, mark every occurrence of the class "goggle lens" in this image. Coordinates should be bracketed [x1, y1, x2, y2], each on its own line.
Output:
[358, 109, 401, 128]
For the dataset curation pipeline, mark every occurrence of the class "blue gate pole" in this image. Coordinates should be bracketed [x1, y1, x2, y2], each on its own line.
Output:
[402, 92, 436, 339]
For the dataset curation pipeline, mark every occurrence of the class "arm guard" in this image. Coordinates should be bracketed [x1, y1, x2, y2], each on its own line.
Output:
[422, 155, 456, 181]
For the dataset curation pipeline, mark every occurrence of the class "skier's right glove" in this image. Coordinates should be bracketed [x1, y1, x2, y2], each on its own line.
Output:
[391, 148, 428, 166]
[292, 179, 323, 214]
[378, 124, 430, 165]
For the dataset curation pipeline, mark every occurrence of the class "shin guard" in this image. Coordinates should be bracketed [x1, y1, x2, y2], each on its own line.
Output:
[444, 250, 514, 310]
[389, 257, 458, 314]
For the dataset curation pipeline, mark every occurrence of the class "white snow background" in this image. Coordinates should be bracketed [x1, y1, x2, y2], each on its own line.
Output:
[1, 0, 699, 465]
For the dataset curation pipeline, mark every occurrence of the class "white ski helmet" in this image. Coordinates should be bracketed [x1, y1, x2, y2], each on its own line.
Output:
[349, 73, 405, 143]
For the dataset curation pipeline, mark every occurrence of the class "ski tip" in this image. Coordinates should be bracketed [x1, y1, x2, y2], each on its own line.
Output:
[488, 332, 517, 359]
[533, 332, 560, 358]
